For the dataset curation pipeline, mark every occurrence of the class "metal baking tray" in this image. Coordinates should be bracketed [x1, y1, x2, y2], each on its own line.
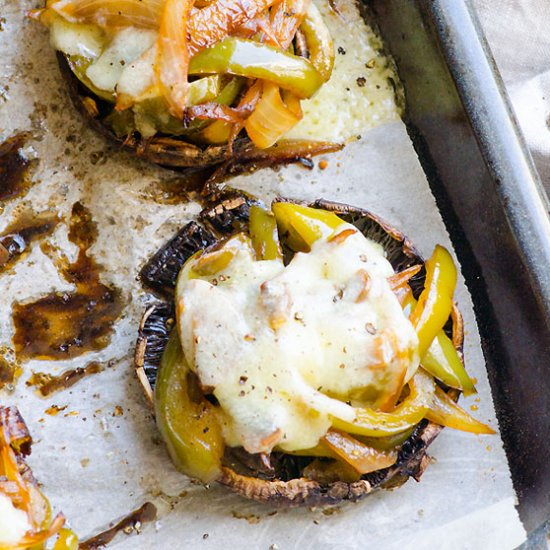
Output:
[365, 0, 550, 539]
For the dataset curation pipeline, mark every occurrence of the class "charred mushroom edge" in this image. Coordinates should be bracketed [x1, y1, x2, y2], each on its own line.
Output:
[57, 54, 342, 173]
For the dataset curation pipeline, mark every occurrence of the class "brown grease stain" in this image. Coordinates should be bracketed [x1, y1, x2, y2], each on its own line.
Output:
[26, 362, 103, 397]
[0, 133, 33, 203]
[231, 510, 261, 524]
[79, 502, 157, 549]
[0, 347, 21, 390]
[141, 175, 207, 205]
[12, 202, 123, 361]
[0, 208, 61, 271]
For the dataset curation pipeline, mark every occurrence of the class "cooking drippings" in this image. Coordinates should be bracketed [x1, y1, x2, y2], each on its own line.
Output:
[0, 208, 61, 271]
[12, 202, 123, 361]
[0, 133, 33, 203]
[141, 174, 209, 205]
[0, 347, 21, 391]
[79, 502, 157, 549]
[26, 362, 103, 397]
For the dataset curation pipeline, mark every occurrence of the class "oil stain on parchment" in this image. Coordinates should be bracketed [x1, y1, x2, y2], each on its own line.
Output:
[0, 207, 61, 271]
[12, 202, 123, 360]
[0, 133, 34, 204]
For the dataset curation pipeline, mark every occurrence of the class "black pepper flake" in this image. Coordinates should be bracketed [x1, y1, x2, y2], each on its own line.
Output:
[203, 427, 209, 434]
[356, 77, 366, 87]
[203, 533, 209, 540]
[239, 376, 248, 385]
[359, 254, 368, 262]
[266, 386, 273, 394]
[337, 46, 346, 55]
[239, 390, 245, 397]
[365, 322, 377, 335]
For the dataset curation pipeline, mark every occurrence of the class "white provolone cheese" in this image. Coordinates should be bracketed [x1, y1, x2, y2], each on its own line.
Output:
[0, 493, 31, 545]
[49, 14, 105, 59]
[176, 224, 419, 454]
[86, 27, 157, 92]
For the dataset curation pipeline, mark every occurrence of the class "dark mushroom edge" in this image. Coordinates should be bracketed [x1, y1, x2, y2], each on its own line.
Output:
[134, 189, 464, 507]
[57, 54, 342, 174]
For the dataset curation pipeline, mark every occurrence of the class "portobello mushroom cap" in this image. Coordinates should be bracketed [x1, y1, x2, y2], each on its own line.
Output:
[57, 54, 341, 172]
[134, 190, 464, 507]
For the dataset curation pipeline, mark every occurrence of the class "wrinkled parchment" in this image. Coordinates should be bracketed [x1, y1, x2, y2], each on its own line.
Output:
[0, 0, 526, 548]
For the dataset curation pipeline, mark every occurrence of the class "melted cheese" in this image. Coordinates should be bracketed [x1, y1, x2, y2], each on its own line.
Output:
[86, 27, 157, 93]
[176, 225, 419, 454]
[0, 493, 31, 545]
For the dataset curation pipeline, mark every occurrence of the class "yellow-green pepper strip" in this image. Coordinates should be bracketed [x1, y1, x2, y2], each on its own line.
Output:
[300, 3, 334, 81]
[215, 76, 245, 105]
[357, 427, 415, 451]
[53, 528, 79, 550]
[427, 386, 495, 435]
[189, 37, 324, 99]
[249, 205, 283, 261]
[423, 330, 477, 395]
[331, 370, 435, 437]
[402, 291, 477, 395]
[187, 75, 223, 106]
[410, 245, 457, 359]
[272, 202, 344, 252]
[154, 331, 224, 483]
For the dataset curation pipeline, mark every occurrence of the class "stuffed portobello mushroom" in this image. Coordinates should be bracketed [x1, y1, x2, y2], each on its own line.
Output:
[134, 192, 494, 507]
[32, 0, 349, 170]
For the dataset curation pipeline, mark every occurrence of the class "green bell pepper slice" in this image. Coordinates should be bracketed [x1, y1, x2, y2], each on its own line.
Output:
[410, 245, 457, 359]
[189, 37, 324, 99]
[422, 329, 477, 396]
[330, 370, 435, 437]
[154, 331, 224, 483]
[271, 202, 344, 252]
[402, 290, 476, 395]
[249, 205, 283, 261]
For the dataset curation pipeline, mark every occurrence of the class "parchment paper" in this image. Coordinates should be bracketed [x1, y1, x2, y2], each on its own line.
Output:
[0, 0, 527, 548]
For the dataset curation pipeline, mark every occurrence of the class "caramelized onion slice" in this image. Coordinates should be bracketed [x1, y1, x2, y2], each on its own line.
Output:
[49, 0, 164, 28]
[156, 0, 192, 118]
[245, 82, 302, 148]
[323, 429, 398, 474]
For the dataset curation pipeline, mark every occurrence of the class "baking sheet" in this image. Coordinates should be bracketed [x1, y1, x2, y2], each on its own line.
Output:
[0, 0, 527, 548]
